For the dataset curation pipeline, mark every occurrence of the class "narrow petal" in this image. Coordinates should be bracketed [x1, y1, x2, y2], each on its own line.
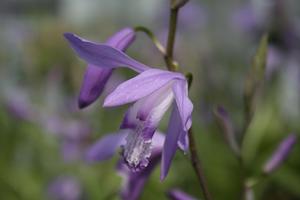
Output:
[106, 27, 136, 49]
[64, 33, 149, 72]
[172, 80, 193, 131]
[78, 28, 136, 109]
[85, 130, 128, 162]
[104, 69, 184, 107]
[161, 104, 184, 180]
[78, 66, 113, 109]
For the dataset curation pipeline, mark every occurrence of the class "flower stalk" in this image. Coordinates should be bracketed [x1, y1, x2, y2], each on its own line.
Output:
[188, 128, 212, 200]
[165, 1, 180, 71]
[164, 1, 212, 200]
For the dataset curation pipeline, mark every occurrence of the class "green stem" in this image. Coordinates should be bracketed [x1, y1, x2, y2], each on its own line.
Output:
[134, 26, 166, 55]
[165, 6, 179, 71]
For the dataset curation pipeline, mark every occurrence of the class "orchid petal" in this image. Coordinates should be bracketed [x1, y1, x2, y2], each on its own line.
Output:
[104, 69, 184, 107]
[85, 130, 128, 162]
[64, 33, 149, 72]
[106, 27, 136, 49]
[172, 80, 193, 131]
[78, 28, 136, 109]
[161, 104, 184, 180]
[78, 66, 113, 109]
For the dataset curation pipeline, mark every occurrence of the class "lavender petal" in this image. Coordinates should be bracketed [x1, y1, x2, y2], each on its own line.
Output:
[104, 69, 184, 107]
[161, 104, 183, 180]
[172, 80, 193, 131]
[64, 33, 149, 72]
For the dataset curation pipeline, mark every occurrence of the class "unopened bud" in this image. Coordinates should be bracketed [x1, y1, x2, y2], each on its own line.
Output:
[263, 134, 297, 174]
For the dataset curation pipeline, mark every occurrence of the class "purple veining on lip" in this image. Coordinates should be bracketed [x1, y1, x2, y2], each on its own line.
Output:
[85, 131, 165, 199]
[118, 149, 162, 200]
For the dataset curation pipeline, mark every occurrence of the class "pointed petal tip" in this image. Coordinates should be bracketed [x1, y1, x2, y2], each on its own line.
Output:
[78, 99, 90, 109]
[102, 99, 111, 107]
[63, 32, 74, 41]
[160, 159, 168, 182]
[160, 173, 166, 182]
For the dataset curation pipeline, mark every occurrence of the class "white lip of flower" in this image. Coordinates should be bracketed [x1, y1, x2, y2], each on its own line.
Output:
[122, 82, 174, 171]
[122, 122, 152, 170]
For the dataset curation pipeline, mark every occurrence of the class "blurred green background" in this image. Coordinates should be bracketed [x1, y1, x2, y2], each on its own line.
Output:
[0, 0, 300, 199]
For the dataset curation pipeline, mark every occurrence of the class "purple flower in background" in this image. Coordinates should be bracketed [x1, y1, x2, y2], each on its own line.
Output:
[3, 90, 35, 122]
[47, 176, 82, 200]
[85, 131, 165, 200]
[214, 106, 240, 156]
[76, 28, 136, 109]
[61, 121, 91, 162]
[4, 97, 34, 121]
[231, 4, 261, 34]
[167, 189, 198, 200]
[263, 134, 297, 174]
[64, 33, 193, 180]
[42, 116, 91, 162]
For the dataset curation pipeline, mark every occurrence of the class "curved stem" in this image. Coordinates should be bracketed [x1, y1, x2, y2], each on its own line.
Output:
[134, 26, 166, 55]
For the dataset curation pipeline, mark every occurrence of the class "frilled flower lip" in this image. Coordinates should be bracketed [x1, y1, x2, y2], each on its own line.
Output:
[85, 130, 164, 200]
[85, 130, 165, 163]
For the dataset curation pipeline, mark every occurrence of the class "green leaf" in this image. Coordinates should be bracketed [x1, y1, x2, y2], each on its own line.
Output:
[244, 34, 269, 127]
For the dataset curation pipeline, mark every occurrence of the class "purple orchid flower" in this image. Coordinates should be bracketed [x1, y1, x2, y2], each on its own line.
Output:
[77, 28, 136, 109]
[64, 33, 193, 180]
[167, 189, 198, 200]
[85, 131, 165, 200]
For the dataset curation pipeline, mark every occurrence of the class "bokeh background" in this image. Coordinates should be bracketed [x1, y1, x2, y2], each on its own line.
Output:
[1, 0, 300, 199]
